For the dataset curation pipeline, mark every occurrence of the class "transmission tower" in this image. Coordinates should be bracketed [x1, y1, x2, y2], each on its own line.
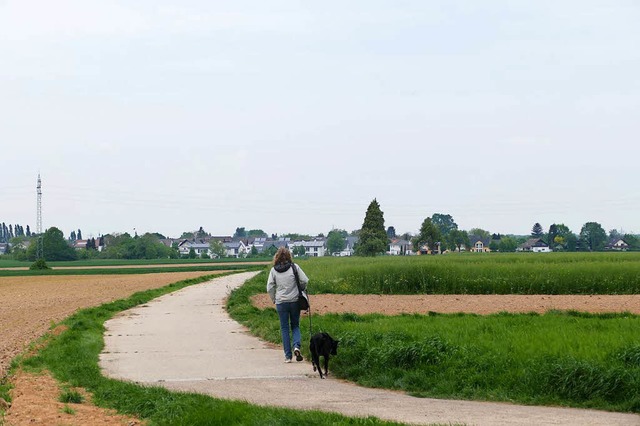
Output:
[36, 174, 43, 260]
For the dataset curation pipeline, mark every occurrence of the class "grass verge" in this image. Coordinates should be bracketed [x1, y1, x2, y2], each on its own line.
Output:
[5, 271, 405, 425]
[228, 271, 640, 413]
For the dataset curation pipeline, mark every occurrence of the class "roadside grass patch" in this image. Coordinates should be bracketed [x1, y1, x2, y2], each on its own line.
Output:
[59, 389, 84, 404]
[61, 404, 76, 415]
[228, 269, 640, 413]
[12, 271, 404, 426]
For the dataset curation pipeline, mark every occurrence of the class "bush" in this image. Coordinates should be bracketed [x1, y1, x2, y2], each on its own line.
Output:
[29, 258, 50, 270]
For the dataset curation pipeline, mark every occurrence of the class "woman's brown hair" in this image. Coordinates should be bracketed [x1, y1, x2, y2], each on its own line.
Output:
[273, 247, 292, 265]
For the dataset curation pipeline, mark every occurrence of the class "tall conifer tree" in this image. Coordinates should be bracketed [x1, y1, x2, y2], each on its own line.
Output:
[355, 199, 387, 256]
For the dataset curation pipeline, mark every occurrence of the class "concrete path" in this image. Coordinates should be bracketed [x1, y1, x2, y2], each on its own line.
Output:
[100, 272, 640, 426]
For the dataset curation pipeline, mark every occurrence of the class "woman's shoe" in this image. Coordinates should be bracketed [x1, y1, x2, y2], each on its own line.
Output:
[284, 358, 292, 363]
[294, 348, 303, 362]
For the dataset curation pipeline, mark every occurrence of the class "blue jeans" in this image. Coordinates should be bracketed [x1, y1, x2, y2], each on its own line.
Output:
[276, 301, 301, 360]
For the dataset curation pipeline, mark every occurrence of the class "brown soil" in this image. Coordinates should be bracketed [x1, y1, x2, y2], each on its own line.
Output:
[251, 293, 640, 315]
[3, 370, 142, 426]
[0, 271, 224, 426]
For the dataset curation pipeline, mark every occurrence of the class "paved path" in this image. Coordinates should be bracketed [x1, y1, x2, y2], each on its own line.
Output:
[100, 272, 640, 426]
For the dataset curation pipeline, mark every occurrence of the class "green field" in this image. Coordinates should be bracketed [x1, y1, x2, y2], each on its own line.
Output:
[299, 252, 640, 295]
[0, 264, 265, 277]
[227, 254, 640, 413]
[0, 257, 269, 268]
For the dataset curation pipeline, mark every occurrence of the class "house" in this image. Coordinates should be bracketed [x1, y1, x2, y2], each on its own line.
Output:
[517, 238, 551, 253]
[0, 243, 8, 255]
[178, 240, 213, 257]
[73, 239, 88, 249]
[260, 239, 289, 254]
[418, 242, 441, 255]
[338, 236, 358, 256]
[223, 241, 248, 258]
[250, 237, 268, 253]
[605, 238, 629, 251]
[302, 239, 327, 257]
[388, 239, 413, 255]
[469, 236, 491, 253]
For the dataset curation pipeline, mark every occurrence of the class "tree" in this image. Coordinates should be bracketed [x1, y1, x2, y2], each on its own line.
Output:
[623, 234, 639, 250]
[196, 226, 208, 238]
[282, 233, 313, 241]
[77, 229, 83, 240]
[609, 229, 623, 241]
[188, 248, 197, 259]
[210, 240, 226, 258]
[498, 237, 518, 252]
[531, 223, 544, 238]
[70, 230, 77, 241]
[292, 245, 306, 257]
[547, 224, 558, 247]
[355, 199, 387, 256]
[414, 217, 442, 254]
[448, 229, 470, 252]
[26, 227, 78, 261]
[327, 229, 347, 254]
[247, 229, 268, 238]
[547, 224, 575, 251]
[431, 214, 458, 236]
[580, 222, 607, 251]
[431, 214, 458, 251]
[233, 227, 247, 238]
[400, 232, 412, 242]
[469, 228, 490, 240]
[386, 226, 396, 239]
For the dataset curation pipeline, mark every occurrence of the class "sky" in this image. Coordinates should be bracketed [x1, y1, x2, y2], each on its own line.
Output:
[1, 1, 639, 239]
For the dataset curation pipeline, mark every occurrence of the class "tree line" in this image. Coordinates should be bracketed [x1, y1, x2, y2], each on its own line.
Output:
[354, 199, 640, 256]
[0, 222, 32, 242]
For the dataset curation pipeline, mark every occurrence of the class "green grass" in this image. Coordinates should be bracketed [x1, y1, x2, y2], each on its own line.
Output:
[61, 404, 76, 415]
[0, 258, 269, 268]
[0, 264, 264, 277]
[227, 270, 640, 413]
[59, 389, 84, 404]
[9, 272, 405, 426]
[296, 253, 640, 295]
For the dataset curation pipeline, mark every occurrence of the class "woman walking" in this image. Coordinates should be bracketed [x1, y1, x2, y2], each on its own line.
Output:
[267, 247, 309, 363]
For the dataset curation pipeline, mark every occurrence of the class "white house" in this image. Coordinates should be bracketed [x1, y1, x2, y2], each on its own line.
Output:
[388, 239, 413, 255]
[306, 240, 326, 257]
[223, 241, 248, 258]
[178, 240, 212, 257]
[517, 238, 551, 253]
[338, 236, 358, 256]
[606, 238, 629, 251]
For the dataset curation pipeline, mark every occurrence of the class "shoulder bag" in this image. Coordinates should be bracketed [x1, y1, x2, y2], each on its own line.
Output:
[291, 263, 310, 312]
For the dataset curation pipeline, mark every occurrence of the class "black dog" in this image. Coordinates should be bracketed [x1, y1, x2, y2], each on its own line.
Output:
[309, 332, 338, 379]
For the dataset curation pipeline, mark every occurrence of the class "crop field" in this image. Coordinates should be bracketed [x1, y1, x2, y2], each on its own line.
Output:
[228, 253, 640, 413]
[302, 252, 640, 295]
[0, 257, 269, 268]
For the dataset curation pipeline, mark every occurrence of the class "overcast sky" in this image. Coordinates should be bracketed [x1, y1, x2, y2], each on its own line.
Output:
[1, 1, 639, 239]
